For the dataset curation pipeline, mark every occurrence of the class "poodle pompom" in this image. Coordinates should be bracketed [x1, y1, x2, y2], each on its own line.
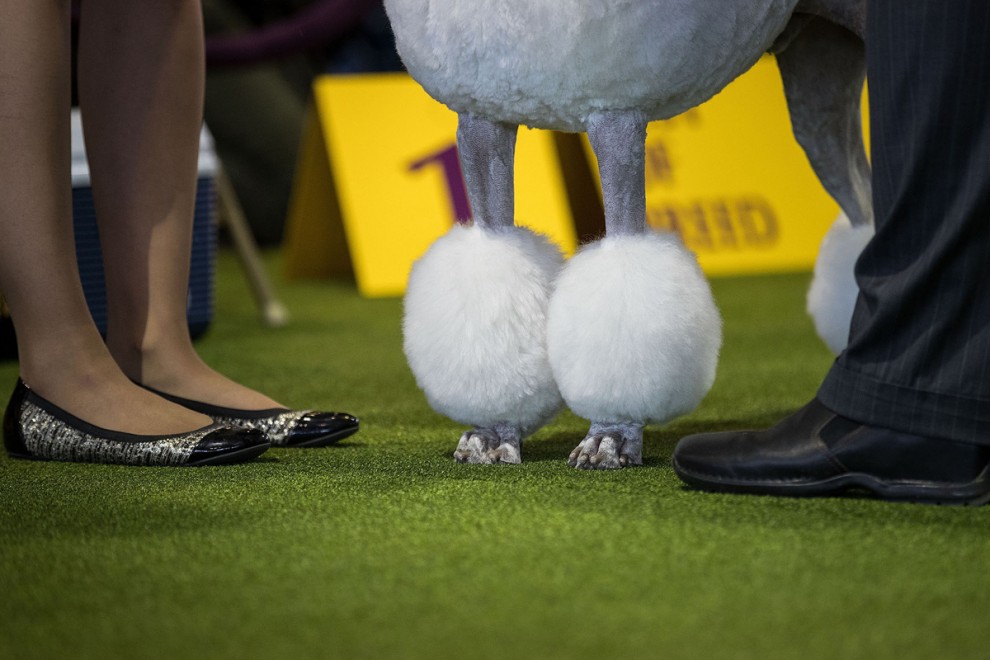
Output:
[403, 223, 565, 435]
[807, 213, 874, 355]
[547, 231, 722, 424]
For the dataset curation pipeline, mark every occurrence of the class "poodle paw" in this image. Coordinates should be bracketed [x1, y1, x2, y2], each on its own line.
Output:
[453, 426, 522, 464]
[568, 422, 643, 470]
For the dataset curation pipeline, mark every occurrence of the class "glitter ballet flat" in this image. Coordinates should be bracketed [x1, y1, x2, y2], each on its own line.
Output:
[3, 379, 270, 466]
[142, 386, 359, 448]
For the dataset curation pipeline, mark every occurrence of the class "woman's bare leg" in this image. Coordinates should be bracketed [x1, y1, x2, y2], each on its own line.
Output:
[77, 0, 281, 410]
[0, 0, 211, 434]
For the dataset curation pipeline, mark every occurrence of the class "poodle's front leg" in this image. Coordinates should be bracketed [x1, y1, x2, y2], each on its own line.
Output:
[403, 113, 564, 465]
[566, 111, 653, 471]
[454, 424, 522, 465]
[586, 110, 648, 236]
[548, 110, 721, 470]
[449, 115, 527, 464]
[571, 111, 649, 470]
[569, 422, 643, 469]
[456, 113, 516, 231]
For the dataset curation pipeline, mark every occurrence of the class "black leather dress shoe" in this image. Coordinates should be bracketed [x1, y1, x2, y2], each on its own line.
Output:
[672, 399, 990, 505]
[142, 386, 359, 448]
[4, 379, 270, 466]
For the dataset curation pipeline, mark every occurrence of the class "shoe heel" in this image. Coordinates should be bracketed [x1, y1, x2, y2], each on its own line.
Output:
[3, 379, 33, 459]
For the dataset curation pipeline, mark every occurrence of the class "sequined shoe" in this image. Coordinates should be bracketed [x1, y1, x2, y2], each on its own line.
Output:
[142, 386, 359, 448]
[3, 379, 270, 466]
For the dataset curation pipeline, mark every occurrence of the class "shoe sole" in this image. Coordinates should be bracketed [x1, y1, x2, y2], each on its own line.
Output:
[5, 449, 48, 462]
[187, 442, 272, 466]
[673, 459, 990, 506]
[284, 426, 359, 448]
[6, 442, 271, 466]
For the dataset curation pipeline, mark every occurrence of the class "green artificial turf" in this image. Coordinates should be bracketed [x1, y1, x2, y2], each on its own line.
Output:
[1, 251, 988, 660]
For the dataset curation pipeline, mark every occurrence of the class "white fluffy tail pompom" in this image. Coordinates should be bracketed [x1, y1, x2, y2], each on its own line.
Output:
[807, 213, 874, 355]
[403, 224, 565, 435]
[547, 231, 722, 425]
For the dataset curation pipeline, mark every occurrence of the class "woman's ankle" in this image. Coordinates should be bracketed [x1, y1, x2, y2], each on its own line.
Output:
[107, 337, 283, 411]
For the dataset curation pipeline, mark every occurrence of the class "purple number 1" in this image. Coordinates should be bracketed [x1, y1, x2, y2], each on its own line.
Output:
[409, 144, 472, 223]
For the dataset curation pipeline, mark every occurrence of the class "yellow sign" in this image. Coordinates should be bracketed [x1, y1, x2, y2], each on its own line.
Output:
[584, 55, 868, 275]
[284, 73, 578, 297]
[286, 64, 868, 294]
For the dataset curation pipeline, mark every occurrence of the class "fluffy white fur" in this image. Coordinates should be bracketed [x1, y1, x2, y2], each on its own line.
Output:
[403, 224, 564, 434]
[807, 213, 874, 355]
[384, 0, 794, 132]
[547, 231, 722, 424]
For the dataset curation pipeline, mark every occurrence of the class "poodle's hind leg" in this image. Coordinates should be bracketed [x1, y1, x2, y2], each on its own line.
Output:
[775, 14, 871, 228]
[569, 422, 643, 470]
[774, 17, 874, 353]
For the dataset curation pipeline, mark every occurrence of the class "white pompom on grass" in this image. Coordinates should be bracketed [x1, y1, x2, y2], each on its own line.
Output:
[547, 231, 722, 425]
[403, 224, 565, 436]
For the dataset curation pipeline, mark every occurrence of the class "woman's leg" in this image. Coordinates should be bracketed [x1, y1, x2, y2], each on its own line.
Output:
[0, 0, 210, 435]
[77, 0, 281, 409]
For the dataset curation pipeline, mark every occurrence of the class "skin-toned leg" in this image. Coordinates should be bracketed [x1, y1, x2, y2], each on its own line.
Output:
[0, 0, 210, 435]
[77, 0, 280, 410]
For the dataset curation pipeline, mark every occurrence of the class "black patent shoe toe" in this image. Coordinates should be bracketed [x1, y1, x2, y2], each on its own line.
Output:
[187, 427, 270, 466]
[196, 407, 358, 448]
[284, 412, 359, 448]
[139, 384, 360, 448]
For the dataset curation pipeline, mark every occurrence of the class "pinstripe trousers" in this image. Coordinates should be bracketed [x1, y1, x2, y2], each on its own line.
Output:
[817, 0, 990, 444]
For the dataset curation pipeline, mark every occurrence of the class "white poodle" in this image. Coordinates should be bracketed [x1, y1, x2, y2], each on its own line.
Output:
[387, 0, 872, 468]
